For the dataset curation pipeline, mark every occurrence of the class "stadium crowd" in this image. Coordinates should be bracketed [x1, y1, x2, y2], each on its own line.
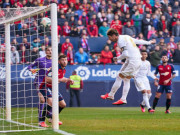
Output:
[0, 0, 179, 67]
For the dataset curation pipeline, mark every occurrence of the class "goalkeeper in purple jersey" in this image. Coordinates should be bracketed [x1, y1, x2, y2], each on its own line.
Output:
[27, 46, 52, 127]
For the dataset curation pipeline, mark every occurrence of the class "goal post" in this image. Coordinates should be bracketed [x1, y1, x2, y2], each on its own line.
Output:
[0, 3, 59, 132]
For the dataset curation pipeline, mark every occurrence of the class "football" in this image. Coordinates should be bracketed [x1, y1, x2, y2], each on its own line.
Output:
[41, 17, 51, 27]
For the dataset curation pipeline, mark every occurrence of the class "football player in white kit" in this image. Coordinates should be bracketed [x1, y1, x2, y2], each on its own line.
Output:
[101, 29, 156, 105]
[134, 51, 158, 113]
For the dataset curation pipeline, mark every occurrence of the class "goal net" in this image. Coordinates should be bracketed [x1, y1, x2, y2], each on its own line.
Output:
[0, 3, 59, 132]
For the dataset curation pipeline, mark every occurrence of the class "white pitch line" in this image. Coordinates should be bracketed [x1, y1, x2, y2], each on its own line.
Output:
[54, 129, 75, 135]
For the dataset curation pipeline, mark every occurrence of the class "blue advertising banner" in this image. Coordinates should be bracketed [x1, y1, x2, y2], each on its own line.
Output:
[0, 64, 180, 82]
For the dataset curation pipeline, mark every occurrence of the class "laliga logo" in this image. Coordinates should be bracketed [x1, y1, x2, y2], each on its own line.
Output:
[75, 66, 90, 80]
[0, 67, 6, 79]
[20, 67, 36, 79]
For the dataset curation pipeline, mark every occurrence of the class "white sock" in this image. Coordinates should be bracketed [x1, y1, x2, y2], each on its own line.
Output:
[141, 93, 152, 106]
[121, 78, 130, 101]
[142, 93, 151, 109]
[148, 93, 152, 100]
[109, 76, 122, 97]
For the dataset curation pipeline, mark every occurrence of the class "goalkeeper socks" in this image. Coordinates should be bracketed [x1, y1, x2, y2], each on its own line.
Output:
[46, 105, 52, 118]
[38, 103, 44, 122]
[166, 99, 171, 110]
[109, 76, 122, 97]
[121, 79, 130, 101]
[39, 105, 47, 122]
[152, 97, 159, 110]
[142, 93, 151, 109]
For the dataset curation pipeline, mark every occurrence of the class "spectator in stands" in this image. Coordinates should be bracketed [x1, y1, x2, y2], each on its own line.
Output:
[30, 20, 38, 35]
[112, 46, 123, 64]
[77, 20, 84, 35]
[64, 46, 74, 65]
[147, 26, 156, 40]
[170, 13, 178, 30]
[69, 16, 77, 27]
[158, 38, 167, 53]
[172, 1, 179, 13]
[91, 0, 99, 13]
[87, 20, 98, 37]
[79, 11, 88, 27]
[3, 0, 10, 8]
[31, 38, 41, 50]
[89, 54, 99, 64]
[122, 21, 136, 37]
[100, 45, 113, 64]
[136, 33, 145, 49]
[11, 46, 19, 64]
[110, 14, 122, 27]
[78, 35, 90, 54]
[158, 31, 164, 38]
[173, 44, 180, 63]
[161, 44, 174, 63]
[62, 21, 71, 37]
[99, 0, 108, 12]
[74, 47, 88, 64]
[66, 8, 75, 21]
[167, 37, 178, 51]
[106, 8, 114, 26]
[75, 5, 83, 18]
[11, 38, 20, 50]
[98, 21, 109, 37]
[19, 46, 30, 64]
[111, 20, 123, 35]
[150, 45, 161, 67]
[70, 26, 79, 37]
[58, 14, 67, 27]
[58, 0, 68, 13]
[97, 12, 108, 27]
[163, 29, 170, 38]
[19, 24, 29, 37]
[120, 0, 129, 14]
[44, 37, 50, 47]
[123, 13, 134, 26]
[158, 15, 169, 32]
[172, 20, 180, 37]
[105, 39, 113, 51]
[61, 38, 74, 54]
[87, 6, 96, 19]
[80, 28, 88, 37]
[30, 47, 39, 62]
[39, 45, 46, 58]
[142, 13, 152, 39]
[91, 14, 98, 25]
[132, 10, 143, 37]
[152, 14, 159, 31]
[82, 0, 90, 13]
[20, 37, 30, 50]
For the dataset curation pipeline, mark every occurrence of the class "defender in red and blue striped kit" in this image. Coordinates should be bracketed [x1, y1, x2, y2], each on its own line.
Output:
[152, 55, 176, 114]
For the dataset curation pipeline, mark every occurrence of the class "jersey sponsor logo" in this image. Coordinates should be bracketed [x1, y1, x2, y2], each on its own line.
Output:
[161, 72, 170, 76]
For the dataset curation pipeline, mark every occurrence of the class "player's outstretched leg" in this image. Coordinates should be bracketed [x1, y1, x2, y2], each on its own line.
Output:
[112, 78, 130, 105]
[101, 75, 122, 100]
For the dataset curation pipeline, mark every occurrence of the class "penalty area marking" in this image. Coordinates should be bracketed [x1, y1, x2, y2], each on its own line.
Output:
[54, 129, 75, 135]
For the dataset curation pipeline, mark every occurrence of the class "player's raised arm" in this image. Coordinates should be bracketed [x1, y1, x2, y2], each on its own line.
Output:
[131, 37, 156, 45]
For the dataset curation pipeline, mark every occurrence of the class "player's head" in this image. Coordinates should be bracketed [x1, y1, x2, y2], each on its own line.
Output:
[141, 50, 148, 61]
[58, 55, 67, 68]
[161, 55, 168, 63]
[45, 46, 52, 58]
[107, 28, 119, 42]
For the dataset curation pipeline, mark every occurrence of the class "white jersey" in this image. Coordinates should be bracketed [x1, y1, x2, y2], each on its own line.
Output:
[117, 35, 151, 60]
[136, 60, 156, 79]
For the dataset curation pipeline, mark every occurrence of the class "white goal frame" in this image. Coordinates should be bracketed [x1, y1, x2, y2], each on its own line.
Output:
[1, 3, 59, 132]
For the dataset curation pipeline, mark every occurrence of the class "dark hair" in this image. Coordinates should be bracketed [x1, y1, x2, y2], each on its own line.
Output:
[45, 46, 51, 51]
[141, 50, 148, 53]
[58, 54, 67, 60]
[107, 28, 119, 36]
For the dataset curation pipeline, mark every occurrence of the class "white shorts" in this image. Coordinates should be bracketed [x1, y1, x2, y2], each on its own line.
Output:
[119, 59, 142, 77]
[134, 77, 151, 91]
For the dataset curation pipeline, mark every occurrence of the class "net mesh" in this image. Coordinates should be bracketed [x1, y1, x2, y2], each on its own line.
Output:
[0, 5, 53, 132]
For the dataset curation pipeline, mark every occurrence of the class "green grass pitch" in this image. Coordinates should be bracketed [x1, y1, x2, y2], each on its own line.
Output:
[0, 107, 180, 135]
